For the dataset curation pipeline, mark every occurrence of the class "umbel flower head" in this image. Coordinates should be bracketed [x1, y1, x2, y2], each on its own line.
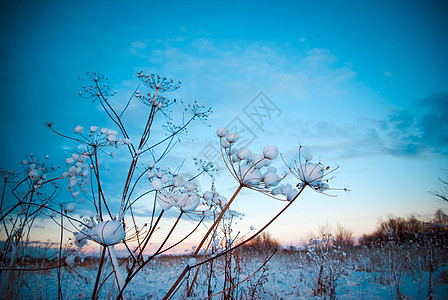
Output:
[217, 127, 287, 198]
[146, 165, 203, 213]
[78, 72, 116, 102]
[137, 72, 181, 92]
[284, 146, 345, 195]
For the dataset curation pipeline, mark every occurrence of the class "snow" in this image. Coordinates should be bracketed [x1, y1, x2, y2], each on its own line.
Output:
[304, 153, 313, 162]
[89, 221, 125, 246]
[184, 181, 198, 192]
[157, 191, 176, 210]
[147, 170, 156, 179]
[151, 178, 163, 191]
[8, 244, 448, 299]
[203, 191, 214, 201]
[106, 129, 118, 136]
[271, 186, 282, 195]
[74, 125, 84, 134]
[161, 174, 171, 183]
[251, 154, 271, 169]
[175, 192, 200, 211]
[298, 163, 324, 185]
[237, 147, 252, 160]
[27, 169, 42, 181]
[263, 145, 279, 160]
[238, 164, 263, 186]
[226, 132, 239, 143]
[216, 127, 228, 137]
[64, 202, 77, 212]
[263, 172, 281, 187]
[187, 257, 196, 266]
[173, 175, 184, 187]
[221, 139, 231, 149]
[286, 188, 299, 201]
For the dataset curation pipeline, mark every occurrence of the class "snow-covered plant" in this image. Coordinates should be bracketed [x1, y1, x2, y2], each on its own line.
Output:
[1, 70, 347, 299]
[0, 71, 217, 299]
[0, 156, 64, 298]
[284, 145, 346, 195]
[163, 131, 346, 299]
[218, 128, 285, 194]
[305, 230, 344, 299]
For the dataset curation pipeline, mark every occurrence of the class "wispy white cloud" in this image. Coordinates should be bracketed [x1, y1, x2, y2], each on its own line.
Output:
[123, 36, 447, 169]
[131, 41, 147, 49]
[280, 92, 448, 160]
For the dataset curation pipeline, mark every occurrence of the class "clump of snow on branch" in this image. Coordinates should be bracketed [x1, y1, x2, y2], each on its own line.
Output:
[285, 146, 341, 194]
[75, 220, 125, 246]
[217, 127, 287, 197]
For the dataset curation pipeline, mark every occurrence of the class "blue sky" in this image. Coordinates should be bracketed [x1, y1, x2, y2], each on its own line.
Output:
[1, 0, 448, 246]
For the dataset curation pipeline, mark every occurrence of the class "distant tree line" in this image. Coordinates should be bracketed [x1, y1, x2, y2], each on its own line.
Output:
[359, 209, 448, 246]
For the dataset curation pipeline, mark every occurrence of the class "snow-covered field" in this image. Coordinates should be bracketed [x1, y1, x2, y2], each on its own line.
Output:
[6, 242, 448, 299]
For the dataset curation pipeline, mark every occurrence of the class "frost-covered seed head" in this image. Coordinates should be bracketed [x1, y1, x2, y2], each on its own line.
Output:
[65, 202, 77, 212]
[221, 139, 231, 149]
[263, 145, 279, 160]
[203, 191, 214, 201]
[298, 163, 324, 185]
[89, 221, 125, 246]
[263, 172, 281, 187]
[74, 125, 84, 134]
[226, 132, 239, 143]
[151, 178, 163, 191]
[106, 129, 118, 136]
[238, 164, 262, 186]
[175, 192, 200, 211]
[173, 175, 184, 187]
[184, 181, 198, 192]
[237, 147, 252, 160]
[216, 127, 228, 137]
[157, 191, 176, 210]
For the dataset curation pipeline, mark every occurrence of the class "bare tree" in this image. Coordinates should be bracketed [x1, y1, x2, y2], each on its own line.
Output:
[431, 169, 448, 203]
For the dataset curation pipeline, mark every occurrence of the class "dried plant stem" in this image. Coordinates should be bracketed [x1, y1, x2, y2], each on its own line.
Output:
[203, 250, 276, 300]
[0, 178, 7, 214]
[137, 209, 164, 261]
[107, 245, 126, 299]
[92, 246, 107, 299]
[116, 212, 184, 299]
[57, 205, 63, 300]
[194, 184, 243, 257]
[192, 185, 305, 270]
[163, 184, 243, 300]
[186, 215, 221, 296]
